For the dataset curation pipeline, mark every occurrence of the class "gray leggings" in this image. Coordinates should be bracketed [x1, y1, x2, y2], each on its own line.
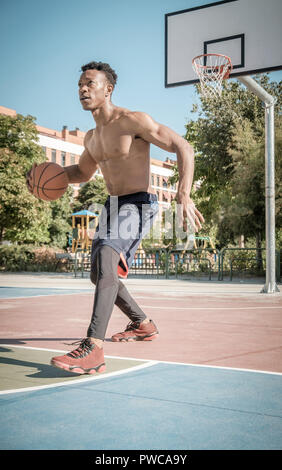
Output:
[87, 245, 146, 340]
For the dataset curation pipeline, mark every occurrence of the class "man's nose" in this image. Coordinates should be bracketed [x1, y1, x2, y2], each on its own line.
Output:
[79, 84, 88, 93]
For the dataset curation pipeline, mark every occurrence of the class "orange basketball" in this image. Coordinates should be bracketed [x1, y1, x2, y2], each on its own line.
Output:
[31, 162, 68, 201]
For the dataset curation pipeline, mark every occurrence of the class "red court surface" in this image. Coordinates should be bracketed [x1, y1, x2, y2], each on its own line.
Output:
[1, 273, 281, 373]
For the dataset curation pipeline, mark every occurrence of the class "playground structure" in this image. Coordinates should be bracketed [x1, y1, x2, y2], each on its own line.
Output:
[71, 210, 98, 253]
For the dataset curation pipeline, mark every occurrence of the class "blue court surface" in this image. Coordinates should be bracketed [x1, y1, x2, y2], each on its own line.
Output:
[0, 286, 92, 298]
[0, 346, 282, 450]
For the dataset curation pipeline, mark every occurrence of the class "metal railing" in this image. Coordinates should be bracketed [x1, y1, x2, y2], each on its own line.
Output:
[219, 247, 281, 281]
[72, 247, 281, 282]
[73, 249, 91, 278]
[165, 249, 219, 280]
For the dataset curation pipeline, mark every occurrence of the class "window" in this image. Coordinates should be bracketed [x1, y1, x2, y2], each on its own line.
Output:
[151, 175, 154, 186]
[70, 154, 76, 165]
[61, 152, 66, 166]
[41, 146, 46, 156]
[163, 178, 168, 188]
[51, 149, 56, 163]
[157, 176, 160, 187]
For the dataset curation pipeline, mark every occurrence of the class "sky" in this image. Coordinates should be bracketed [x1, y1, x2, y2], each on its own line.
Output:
[0, 0, 281, 161]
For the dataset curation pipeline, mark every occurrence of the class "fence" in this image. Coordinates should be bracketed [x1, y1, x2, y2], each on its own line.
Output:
[219, 247, 281, 282]
[72, 247, 281, 282]
[73, 250, 91, 278]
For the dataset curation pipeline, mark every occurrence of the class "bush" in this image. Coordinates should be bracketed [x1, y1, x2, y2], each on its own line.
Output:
[0, 244, 66, 272]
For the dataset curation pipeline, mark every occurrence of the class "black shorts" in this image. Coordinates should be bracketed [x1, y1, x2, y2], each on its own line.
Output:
[91, 192, 159, 278]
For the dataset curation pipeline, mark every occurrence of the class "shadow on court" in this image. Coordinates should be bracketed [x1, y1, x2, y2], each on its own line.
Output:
[0, 337, 118, 345]
[0, 338, 81, 345]
[0, 347, 78, 379]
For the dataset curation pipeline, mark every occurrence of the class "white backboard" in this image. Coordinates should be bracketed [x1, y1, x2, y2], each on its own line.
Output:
[165, 0, 282, 87]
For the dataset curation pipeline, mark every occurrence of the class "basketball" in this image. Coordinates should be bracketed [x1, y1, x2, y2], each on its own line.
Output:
[30, 162, 69, 201]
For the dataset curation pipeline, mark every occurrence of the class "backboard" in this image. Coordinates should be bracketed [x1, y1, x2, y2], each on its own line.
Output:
[165, 0, 282, 87]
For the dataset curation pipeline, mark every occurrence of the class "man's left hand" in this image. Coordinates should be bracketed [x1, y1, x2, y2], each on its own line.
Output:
[177, 195, 205, 233]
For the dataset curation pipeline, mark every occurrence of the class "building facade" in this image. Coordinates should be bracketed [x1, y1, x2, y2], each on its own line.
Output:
[0, 105, 178, 206]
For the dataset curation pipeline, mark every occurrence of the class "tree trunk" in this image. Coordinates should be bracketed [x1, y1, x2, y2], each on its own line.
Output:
[238, 234, 245, 248]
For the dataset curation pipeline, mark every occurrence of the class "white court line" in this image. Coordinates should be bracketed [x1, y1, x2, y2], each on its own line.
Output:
[105, 354, 282, 376]
[0, 292, 92, 300]
[139, 304, 282, 310]
[2, 296, 281, 307]
[1, 291, 281, 301]
[0, 344, 158, 395]
[0, 344, 281, 397]
[4, 345, 282, 375]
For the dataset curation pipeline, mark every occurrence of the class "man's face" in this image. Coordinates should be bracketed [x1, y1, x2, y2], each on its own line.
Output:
[78, 69, 111, 110]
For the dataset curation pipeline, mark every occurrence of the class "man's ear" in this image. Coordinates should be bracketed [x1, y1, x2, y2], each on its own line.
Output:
[105, 83, 114, 98]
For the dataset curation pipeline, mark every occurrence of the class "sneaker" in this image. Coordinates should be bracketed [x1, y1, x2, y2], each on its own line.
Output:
[50, 338, 106, 375]
[111, 320, 159, 342]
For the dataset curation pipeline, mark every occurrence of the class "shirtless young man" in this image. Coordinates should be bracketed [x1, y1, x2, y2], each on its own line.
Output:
[28, 61, 204, 374]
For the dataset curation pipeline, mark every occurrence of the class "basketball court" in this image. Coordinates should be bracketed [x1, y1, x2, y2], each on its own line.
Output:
[0, 272, 281, 451]
[1, 0, 282, 455]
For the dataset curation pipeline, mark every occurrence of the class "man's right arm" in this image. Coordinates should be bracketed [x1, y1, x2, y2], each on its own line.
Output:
[65, 131, 98, 183]
[65, 148, 98, 183]
[26, 131, 98, 194]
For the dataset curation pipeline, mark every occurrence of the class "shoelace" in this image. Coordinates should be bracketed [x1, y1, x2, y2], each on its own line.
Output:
[64, 338, 93, 358]
[125, 321, 140, 332]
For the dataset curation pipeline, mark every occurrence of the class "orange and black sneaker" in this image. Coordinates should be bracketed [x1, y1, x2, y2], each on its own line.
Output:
[50, 338, 106, 375]
[111, 320, 159, 342]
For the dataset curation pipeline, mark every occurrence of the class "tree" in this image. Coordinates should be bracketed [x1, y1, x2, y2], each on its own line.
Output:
[49, 186, 73, 248]
[0, 114, 52, 243]
[72, 176, 108, 213]
[0, 113, 74, 247]
[214, 118, 265, 260]
[275, 125, 282, 247]
[180, 74, 281, 248]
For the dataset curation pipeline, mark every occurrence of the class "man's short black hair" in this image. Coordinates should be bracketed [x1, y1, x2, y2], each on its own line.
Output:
[80, 61, 118, 88]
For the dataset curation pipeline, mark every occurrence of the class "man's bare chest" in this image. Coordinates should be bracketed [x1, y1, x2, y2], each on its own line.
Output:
[89, 125, 137, 162]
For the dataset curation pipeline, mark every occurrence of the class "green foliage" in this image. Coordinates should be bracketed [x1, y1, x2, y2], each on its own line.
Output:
[180, 74, 282, 248]
[216, 118, 265, 244]
[0, 113, 73, 246]
[0, 146, 52, 243]
[49, 186, 73, 248]
[0, 244, 66, 272]
[0, 113, 51, 243]
[72, 176, 108, 212]
[0, 244, 35, 271]
[0, 113, 45, 172]
[274, 124, 282, 245]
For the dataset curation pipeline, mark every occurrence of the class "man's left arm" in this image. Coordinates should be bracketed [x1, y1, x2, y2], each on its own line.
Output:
[127, 112, 204, 232]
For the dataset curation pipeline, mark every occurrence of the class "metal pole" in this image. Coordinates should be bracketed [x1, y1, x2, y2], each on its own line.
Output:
[262, 102, 279, 292]
[237, 76, 279, 293]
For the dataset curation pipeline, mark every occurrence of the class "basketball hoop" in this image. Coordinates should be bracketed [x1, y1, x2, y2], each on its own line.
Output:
[192, 53, 232, 99]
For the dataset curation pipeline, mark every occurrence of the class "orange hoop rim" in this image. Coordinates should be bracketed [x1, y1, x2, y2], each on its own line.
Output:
[192, 53, 233, 77]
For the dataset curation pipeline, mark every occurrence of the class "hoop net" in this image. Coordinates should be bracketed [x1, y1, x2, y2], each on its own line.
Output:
[192, 53, 232, 99]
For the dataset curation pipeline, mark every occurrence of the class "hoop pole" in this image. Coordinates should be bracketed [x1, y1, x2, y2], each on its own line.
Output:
[238, 75, 279, 293]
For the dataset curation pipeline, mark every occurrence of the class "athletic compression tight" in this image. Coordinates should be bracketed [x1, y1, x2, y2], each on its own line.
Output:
[87, 245, 146, 340]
